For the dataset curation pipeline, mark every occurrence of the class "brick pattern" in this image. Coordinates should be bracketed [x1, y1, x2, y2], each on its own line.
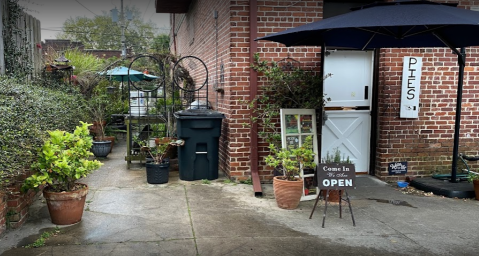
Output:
[0, 170, 42, 237]
[172, 0, 479, 183]
[172, 0, 324, 182]
[376, 46, 479, 181]
[0, 192, 6, 237]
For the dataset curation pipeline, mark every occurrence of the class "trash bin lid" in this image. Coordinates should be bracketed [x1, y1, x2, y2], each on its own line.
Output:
[174, 109, 225, 119]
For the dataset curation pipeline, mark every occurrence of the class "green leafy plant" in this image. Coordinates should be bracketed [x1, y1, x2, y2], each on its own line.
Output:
[87, 94, 110, 141]
[322, 148, 352, 164]
[142, 137, 175, 164]
[265, 136, 317, 181]
[239, 178, 253, 185]
[64, 48, 105, 75]
[0, 77, 88, 192]
[21, 122, 103, 192]
[467, 172, 479, 182]
[251, 53, 331, 109]
[245, 53, 331, 147]
[24, 227, 60, 248]
[201, 179, 211, 184]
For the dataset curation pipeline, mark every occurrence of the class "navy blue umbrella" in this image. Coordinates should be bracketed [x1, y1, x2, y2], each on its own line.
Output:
[257, 0, 479, 183]
[257, 1, 479, 50]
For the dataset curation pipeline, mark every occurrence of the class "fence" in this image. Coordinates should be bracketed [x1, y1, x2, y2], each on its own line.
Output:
[0, 0, 42, 75]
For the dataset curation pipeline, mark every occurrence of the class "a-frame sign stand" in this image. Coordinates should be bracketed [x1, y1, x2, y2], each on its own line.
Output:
[310, 163, 357, 227]
[309, 189, 356, 228]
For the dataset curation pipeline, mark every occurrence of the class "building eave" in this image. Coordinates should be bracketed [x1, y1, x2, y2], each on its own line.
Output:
[155, 0, 192, 13]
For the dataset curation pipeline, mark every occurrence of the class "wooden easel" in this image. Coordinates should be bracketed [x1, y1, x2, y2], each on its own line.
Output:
[309, 189, 356, 228]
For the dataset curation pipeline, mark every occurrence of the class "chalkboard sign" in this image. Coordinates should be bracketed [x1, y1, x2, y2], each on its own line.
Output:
[388, 161, 407, 175]
[317, 163, 356, 190]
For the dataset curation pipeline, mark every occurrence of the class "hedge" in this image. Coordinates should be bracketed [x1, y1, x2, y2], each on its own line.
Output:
[0, 77, 88, 190]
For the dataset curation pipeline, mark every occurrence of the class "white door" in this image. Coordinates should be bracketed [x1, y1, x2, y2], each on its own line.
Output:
[322, 50, 373, 173]
[322, 111, 370, 173]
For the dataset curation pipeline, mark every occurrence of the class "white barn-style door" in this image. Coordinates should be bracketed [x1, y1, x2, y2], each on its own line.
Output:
[322, 50, 373, 173]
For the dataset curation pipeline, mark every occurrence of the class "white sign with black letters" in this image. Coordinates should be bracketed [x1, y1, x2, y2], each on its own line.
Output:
[400, 57, 423, 118]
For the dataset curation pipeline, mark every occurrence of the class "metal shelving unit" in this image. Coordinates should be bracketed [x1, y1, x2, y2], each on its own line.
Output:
[125, 55, 168, 168]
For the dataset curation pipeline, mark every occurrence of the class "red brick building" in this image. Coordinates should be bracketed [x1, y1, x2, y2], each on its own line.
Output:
[155, 0, 479, 192]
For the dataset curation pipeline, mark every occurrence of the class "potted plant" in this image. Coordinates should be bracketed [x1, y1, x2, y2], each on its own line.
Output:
[143, 138, 175, 184]
[467, 172, 479, 200]
[265, 136, 316, 209]
[87, 94, 113, 157]
[21, 122, 103, 225]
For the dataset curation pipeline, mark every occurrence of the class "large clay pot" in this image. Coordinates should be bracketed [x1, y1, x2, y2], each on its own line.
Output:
[43, 184, 88, 225]
[473, 180, 479, 200]
[273, 176, 303, 210]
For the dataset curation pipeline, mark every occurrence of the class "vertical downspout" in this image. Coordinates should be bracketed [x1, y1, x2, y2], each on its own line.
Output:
[249, 0, 263, 197]
[173, 15, 177, 54]
[318, 43, 325, 156]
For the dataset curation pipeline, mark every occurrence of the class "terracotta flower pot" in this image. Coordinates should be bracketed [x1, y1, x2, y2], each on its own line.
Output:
[320, 189, 344, 203]
[473, 180, 479, 200]
[273, 176, 303, 210]
[42, 184, 88, 225]
[155, 137, 176, 145]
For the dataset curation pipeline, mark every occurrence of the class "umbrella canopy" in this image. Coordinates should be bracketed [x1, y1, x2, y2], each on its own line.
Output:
[99, 66, 159, 82]
[257, 0, 479, 182]
[257, 1, 479, 50]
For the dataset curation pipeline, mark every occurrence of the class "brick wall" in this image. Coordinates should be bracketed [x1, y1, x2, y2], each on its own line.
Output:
[376, 46, 479, 181]
[0, 170, 42, 237]
[253, 1, 323, 182]
[172, 0, 479, 183]
[171, 0, 233, 177]
[0, 192, 6, 236]
[172, 0, 323, 182]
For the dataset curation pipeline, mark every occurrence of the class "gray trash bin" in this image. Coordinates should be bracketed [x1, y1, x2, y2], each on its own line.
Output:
[174, 109, 225, 181]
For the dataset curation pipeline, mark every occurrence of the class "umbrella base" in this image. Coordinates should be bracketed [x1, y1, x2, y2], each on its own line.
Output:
[410, 177, 475, 199]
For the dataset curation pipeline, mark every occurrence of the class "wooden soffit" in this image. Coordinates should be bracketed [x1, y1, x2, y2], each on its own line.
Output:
[155, 0, 192, 13]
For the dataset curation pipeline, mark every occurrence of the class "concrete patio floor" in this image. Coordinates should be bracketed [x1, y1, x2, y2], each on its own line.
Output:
[1, 138, 479, 256]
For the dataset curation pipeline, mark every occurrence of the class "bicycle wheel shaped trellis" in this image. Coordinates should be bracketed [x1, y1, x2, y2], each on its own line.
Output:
[172, 55, 209, 110]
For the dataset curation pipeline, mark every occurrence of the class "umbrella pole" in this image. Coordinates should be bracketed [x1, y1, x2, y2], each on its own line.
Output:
[451, 47, 466, 183]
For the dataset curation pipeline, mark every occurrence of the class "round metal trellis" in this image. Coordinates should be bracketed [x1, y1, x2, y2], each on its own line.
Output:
[171, 55, 210, 110]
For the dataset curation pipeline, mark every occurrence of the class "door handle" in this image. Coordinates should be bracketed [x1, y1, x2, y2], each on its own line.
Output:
[364, 86, 369, 100]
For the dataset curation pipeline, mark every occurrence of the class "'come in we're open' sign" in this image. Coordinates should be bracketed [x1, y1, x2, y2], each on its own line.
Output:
[317, 163, 356, 190]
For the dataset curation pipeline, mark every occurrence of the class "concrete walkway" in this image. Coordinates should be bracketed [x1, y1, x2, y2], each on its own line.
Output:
[1, 139, 479, 256]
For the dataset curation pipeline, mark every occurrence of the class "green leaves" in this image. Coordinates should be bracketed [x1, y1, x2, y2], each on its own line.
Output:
[58, 6, 158, 52]
[0, 77, 88, 192]
[21, 122, 103, 193]
[265, 136, 317, 181]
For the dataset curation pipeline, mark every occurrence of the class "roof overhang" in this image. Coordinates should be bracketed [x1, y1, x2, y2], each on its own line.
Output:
[155, 0, 192, 13]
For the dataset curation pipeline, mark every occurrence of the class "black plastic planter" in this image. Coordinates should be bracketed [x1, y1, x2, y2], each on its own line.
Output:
[146, 162, 170, 184]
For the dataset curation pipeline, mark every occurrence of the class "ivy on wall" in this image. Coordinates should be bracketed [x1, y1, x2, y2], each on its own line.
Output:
[2, 0, 33, 76]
